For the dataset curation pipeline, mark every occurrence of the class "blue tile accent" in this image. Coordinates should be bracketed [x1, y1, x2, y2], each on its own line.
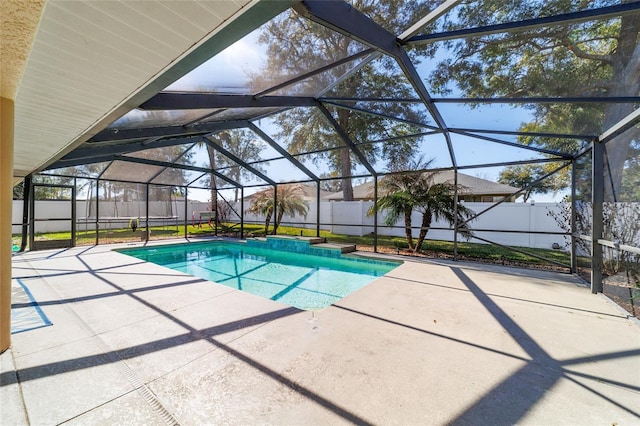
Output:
[246, 236, 344, 258]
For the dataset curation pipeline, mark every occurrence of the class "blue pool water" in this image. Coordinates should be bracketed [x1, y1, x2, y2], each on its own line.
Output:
[118, 241, 400, 310]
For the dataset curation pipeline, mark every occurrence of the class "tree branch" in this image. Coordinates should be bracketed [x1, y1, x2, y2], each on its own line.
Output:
[562, 35, 613, 63]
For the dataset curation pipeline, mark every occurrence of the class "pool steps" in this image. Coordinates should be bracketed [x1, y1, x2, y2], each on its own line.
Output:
[245, 235, 356, 258]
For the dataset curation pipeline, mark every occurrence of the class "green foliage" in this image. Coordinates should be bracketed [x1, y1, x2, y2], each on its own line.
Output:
[13, 181, 24, 199]
[498, 163, 563, 202]
[255, 0, 433, 200]
[246, 184, 309, 234]
[425, 1, 640, 198]
[208, 129, 267, 201]
[369, 158, 474, 252]
[619, 139, 640, 202]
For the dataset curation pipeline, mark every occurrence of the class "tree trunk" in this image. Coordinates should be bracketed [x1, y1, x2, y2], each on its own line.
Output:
[414, 209, 432, 253]
[404, 208, 414, 251]
[264, 211, 272, 235]
[274, 209, 284, 234]
[338, 109, 354, 201]
[601, 11, 640, 201]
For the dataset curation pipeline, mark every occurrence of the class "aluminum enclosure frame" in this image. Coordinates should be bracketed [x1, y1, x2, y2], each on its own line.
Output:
[28, 1, 640, 296]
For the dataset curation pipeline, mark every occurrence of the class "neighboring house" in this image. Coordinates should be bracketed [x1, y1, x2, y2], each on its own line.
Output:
[323, 171, 521, 202]
[298, 184, 334, 201]
[245, 184, 334, 202]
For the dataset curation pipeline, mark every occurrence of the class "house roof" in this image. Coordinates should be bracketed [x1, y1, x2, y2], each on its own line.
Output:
[323, 171, 520, 200]
[246, 183, 333, 201]
[299, 184, 334, 201]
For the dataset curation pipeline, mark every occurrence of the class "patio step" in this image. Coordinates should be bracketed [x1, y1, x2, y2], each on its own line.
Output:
[266, 235, 326, 244]
[312, 243, 356, 253]
[245, 235, 356, 256]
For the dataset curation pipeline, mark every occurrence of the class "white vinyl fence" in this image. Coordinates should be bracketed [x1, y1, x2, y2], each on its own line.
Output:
[13, 200, 569, 250]
[240, 200, 568, 250]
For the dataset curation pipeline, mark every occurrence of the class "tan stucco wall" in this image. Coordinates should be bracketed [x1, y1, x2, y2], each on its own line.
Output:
[1, 0, 46, 100]
[1, 0, 44, 352]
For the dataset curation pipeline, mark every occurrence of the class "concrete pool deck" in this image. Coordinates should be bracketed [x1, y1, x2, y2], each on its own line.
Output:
[3, 239, 640, 425]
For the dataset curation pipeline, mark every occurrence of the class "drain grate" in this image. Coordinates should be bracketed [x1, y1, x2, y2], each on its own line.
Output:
[105, 350, 180, 426]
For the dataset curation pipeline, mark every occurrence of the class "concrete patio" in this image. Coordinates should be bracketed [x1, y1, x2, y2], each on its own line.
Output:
[2, 240, 639, 425]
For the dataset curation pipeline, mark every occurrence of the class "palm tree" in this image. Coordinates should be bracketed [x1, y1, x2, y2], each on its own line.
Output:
[247, 188, 274, 234]
[370, 159, 474, 253]
[246, 183, 309, 235]
[412, 175, 474, 253]
[369, 172, 420, 250]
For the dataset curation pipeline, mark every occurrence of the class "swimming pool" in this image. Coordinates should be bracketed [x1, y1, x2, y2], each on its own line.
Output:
[118, 241, 400, 310]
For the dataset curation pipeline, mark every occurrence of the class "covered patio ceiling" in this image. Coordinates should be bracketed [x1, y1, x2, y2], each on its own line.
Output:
[21, 1, 640, 199]
[13, 0, 292, 181]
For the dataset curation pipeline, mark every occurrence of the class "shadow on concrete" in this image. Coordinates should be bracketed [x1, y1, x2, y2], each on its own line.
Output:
[445, 268, 638, 423]
[6, 250, 375, 425]
[335, 267, 640, 424]
[384, 273, 627, 319]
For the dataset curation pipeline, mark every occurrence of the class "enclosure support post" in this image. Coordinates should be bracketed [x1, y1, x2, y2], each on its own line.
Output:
[145, 183, 150, 241]
[95, 179, 100, 245]
[1, 97, 15, 352]
[20, 175, 31, 252]
[71, 180, 77, 247]
[316, 181, 321, 238]
[184, 187, 188, 240]
[570, 158, 578, 274]
[215, 212, 218, 236]
[591, 141, 604, 293]
[453, 169, 459, 261]
[240, 187, 244, 239]
[373, 175, 378, 253]
[273, 184, 278, 235]
[28, 179, 35, 252]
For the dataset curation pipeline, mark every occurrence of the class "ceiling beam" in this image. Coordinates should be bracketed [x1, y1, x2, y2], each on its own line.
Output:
[141, 94, 318, 110]
[114, 155, 241, 188]
[323, 100, 439, 130]
[399, 0, 461, 40]
[317, 103, 377, 176]
[294, 0, 457, 167]
[48, 154, 125, 170]
[248, 123, 319, 181]
[293, 1, 398, 59]
[203, 136, 276, 186]
[449, 127, 596, 141]
[598, 107, 640, 144]
[405, 2, 640, 44]
[255, 48, 375, 97]
[54, 135, 203, 163]
[305, 0, 455, 99]
[90, 120, 249, 143]
[321, 96, 640, 104]
[432, 97, 640, 104]
[449, 129, 573, 159]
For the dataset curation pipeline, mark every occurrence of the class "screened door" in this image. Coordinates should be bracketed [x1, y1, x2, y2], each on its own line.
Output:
[29, 183, 76, 250]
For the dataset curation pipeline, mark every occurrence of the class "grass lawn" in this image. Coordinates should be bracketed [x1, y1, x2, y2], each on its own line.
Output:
[12, 222, 571, 269]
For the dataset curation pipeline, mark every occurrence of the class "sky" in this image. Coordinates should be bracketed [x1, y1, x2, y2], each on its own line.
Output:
[161, 10, 570, 204]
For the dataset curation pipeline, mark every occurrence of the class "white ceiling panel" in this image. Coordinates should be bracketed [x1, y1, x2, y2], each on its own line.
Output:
[13, 0, 288, 179]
